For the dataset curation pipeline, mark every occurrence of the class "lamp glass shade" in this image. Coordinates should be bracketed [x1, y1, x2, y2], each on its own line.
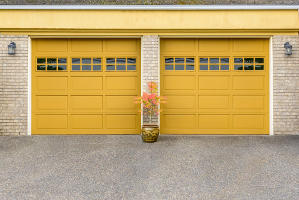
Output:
[284, 42, 292, 55]
[8, 42, 16, 55]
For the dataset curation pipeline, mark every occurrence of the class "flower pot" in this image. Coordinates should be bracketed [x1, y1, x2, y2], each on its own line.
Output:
[141, 124, 159, 143]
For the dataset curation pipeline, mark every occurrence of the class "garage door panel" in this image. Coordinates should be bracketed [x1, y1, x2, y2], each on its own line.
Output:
[199, 76, 229, 90]
[106, 115, 137, 129]
[164, 95, 196, 110]
[164, 76, 196, 91]
[106, 77, 137, 91]
[37, 77, 68, 91]
[199, 96, 230, 109]
[198, 115, 230, 129]
[71, 77, 103, 91]
[71, 96, 103, 110]
[233, 39, 264, 52]
[106, 39, 138, 53]
[36, 115, 68, 129]
[36, 39, 68, 52]
[199, 39, 230, 52]
[233, 115, 265, 129]
[71, 115, 103, 129]
[163, 39, 196, 52]
[164, 115, 196, 129]
[106, 96, 137, 110]
[71, 39, 103, 52]
[233, 96, 264, 109]
[233, 76, 264, 90]
[36, 96, 68, 110]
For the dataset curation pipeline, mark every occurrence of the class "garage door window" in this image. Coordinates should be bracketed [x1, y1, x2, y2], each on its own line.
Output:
[71, 58, 102, 71]
[200, 57, 229, 71]
[106, 58, 136, 71]
[164, 57, 195, 71]
[37, 58, 67, 71]
[234, 58, 264, 71]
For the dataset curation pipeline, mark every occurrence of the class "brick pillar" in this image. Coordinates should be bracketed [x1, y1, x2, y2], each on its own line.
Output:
[273, 35, 299, 135]
[142, 35, 159, 124]
[0, 35, 29, 135]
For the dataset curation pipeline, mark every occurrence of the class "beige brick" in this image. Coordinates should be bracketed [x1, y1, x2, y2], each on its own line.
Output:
[0, 35, 28, 136]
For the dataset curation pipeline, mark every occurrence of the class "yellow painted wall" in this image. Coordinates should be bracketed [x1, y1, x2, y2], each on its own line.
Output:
[0, 10, 298, 35]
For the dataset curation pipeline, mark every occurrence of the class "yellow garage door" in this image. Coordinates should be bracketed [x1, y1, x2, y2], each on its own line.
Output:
[160, 38, 269, 134]
[32, 38, 141, 134]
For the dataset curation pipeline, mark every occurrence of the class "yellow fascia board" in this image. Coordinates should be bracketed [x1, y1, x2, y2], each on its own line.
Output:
[1, 29, 298, 36]
[0, 10, 298, 31]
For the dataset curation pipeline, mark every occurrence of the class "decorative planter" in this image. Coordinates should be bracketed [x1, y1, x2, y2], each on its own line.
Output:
[141, 124, 159, 143]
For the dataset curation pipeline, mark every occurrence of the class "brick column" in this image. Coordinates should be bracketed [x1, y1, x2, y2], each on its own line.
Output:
[0, 35, 29, 135]
[273, 35, 299, 135]
[142, 35, 159, 124]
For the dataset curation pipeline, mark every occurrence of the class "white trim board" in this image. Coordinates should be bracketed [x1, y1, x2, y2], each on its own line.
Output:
[269, 37, 274, 135]
[1, 5, 299, 10]
[27, 37, 31, 135]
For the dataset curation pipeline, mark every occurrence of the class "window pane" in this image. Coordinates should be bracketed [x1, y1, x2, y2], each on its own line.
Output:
[82, 65, 91, 71]
[221, 65, 229, 70]
[221, 58, 229, 64]
[165, 65, 173, 70]
[200, 65, 208, 70]
[117, 65, 126, 70]
[116, 58, 126, 64]
[175, 65, 184, 70]
[72, 58, 80, 64]
[200, 58, 208, 63]
[234, 58, 243, 64]
[37, 65, 45, 70]
[255, 65, 264, 70]
[106, 65, 115, 70]
[82, 58, 91, 64]
[255, 58, 264, 63]
[165, 58, 174, 63]
[186, 65, 194, 70]
[127, 65, 136, 70]
[93, 65, 101, 71]
[210, 65, 219, 70]
[37, 58, 46, 64]
[175, 58, 184, 63]
[127, 58, 136, 64]
[244, 58, 254, 63]
[58, 58, 67, 64]
[234, 65, 243, 70]
[244, 65, 254, 70]
[47, 58, 56, 64]
[47, 65, 56, 70]
[210, 58, 219, 64]
[72, 65, 80, 71]
[93, 58, 101, 64]
[58, 65, 67, 70]
[186, 58, 194, 64]
[106, 58, 115, 64]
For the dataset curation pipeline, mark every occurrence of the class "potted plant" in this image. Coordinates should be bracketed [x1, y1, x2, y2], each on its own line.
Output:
[134, 81, 167, 142]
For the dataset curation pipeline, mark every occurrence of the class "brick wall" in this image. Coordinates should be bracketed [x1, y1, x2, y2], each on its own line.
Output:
[142, 35, 159, 124]
[1, 0, 299, 5]
[0, 34, 28, 135]
[273, 35, 299, 135]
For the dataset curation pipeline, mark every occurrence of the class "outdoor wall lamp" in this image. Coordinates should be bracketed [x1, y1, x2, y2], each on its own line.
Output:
[284, 42, 292, 55]
[8, 42, 16, 55]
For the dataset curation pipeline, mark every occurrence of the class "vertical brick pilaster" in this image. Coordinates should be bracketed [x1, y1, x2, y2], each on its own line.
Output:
[273, 35, 299, 135]
[142, 35, 159, 124]
[0, 34, 29, 135]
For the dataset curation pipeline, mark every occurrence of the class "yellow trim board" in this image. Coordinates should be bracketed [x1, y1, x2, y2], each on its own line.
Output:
[0, 10, 298, 30]
[1, 29, 298, 36]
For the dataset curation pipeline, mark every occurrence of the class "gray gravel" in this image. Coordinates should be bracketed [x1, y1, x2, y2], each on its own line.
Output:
[1, 135, 299, 200]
